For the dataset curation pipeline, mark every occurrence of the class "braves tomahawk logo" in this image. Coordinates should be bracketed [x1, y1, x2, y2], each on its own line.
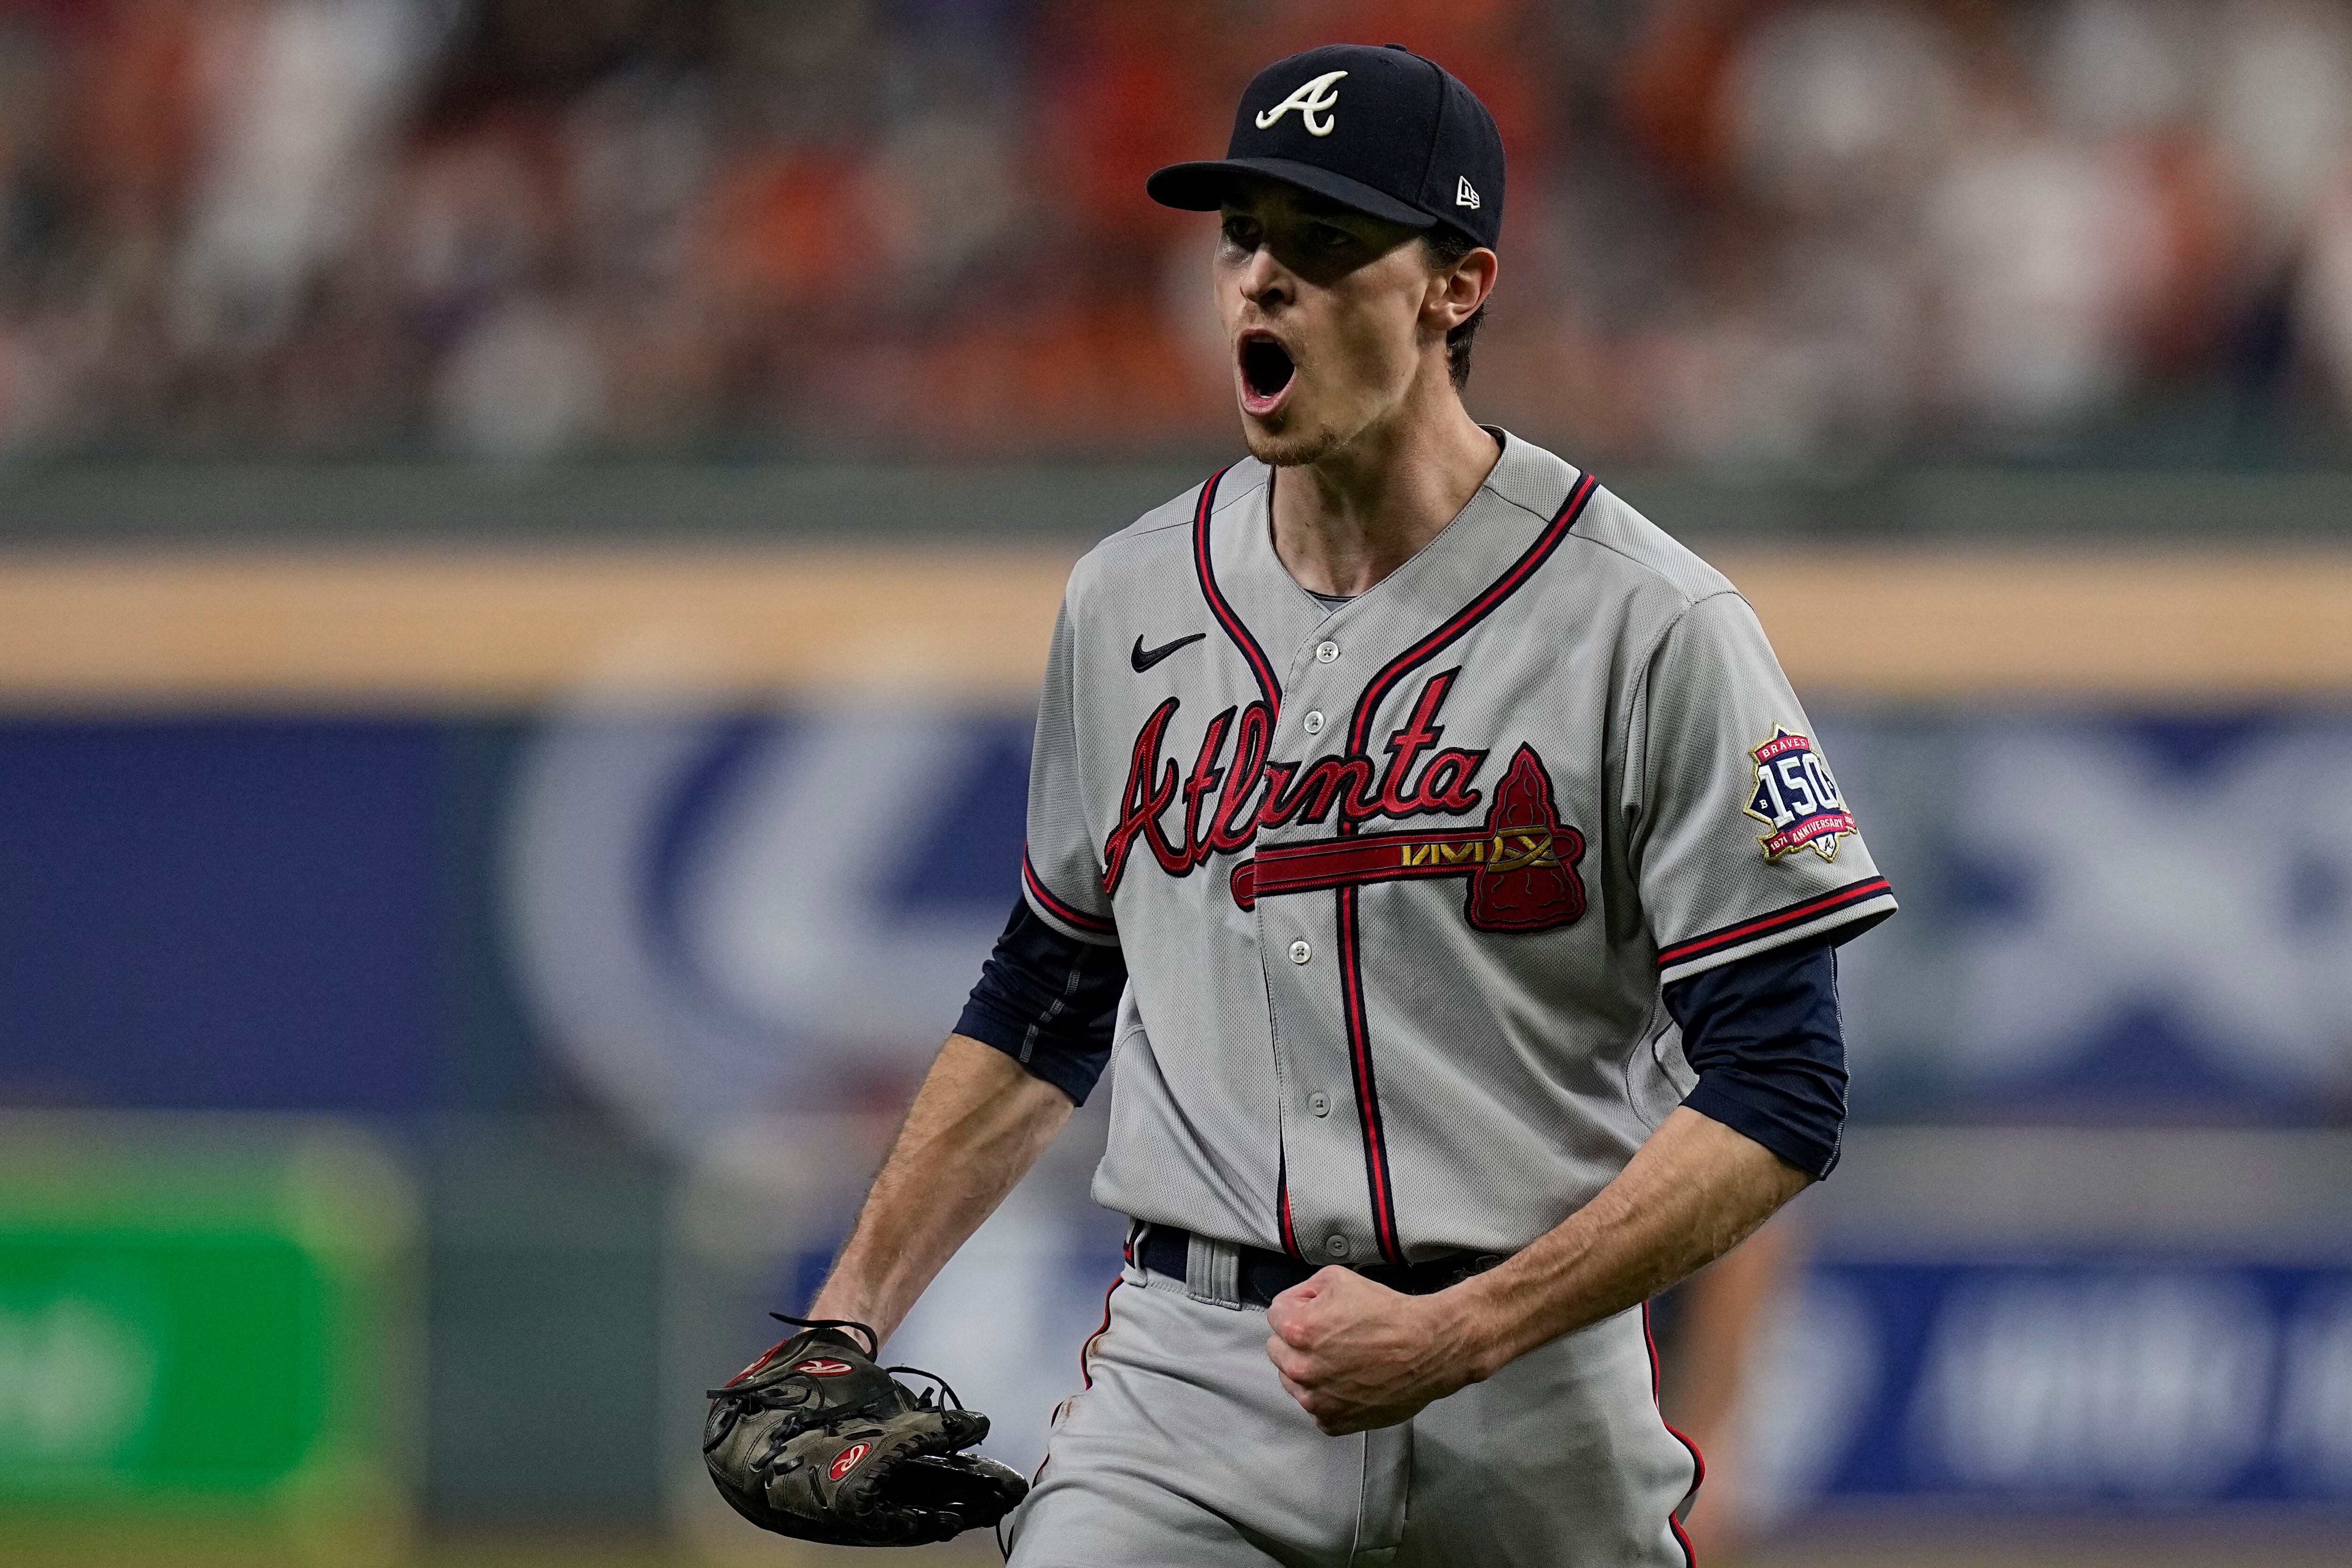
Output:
[1233, 745, 1586, 932]
[1104, 670, 1587, 933]
[1744, 726, 1854, 861]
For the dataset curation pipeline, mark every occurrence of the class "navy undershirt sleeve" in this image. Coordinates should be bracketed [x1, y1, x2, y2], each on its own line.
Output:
[954, 899, 1128, 1106]
[1664, 936, 1847, 1179]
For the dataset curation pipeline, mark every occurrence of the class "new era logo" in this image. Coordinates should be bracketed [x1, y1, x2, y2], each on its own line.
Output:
[1455, 176, 1480, 210]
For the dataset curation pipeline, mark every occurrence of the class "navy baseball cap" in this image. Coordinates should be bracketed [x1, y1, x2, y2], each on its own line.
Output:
[1148, 43, 1505, 251]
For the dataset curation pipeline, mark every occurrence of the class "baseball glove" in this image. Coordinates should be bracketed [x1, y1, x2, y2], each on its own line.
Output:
[703, 1313, 1028, 1547]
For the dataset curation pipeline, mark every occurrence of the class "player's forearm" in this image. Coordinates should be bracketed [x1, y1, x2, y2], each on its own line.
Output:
[1448, 1106, 1810, 1378]
[809, 1033, 1073, 1343]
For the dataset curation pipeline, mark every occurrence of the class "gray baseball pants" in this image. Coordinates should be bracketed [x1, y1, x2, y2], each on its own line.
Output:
[1004, 1245, 1700, 1567]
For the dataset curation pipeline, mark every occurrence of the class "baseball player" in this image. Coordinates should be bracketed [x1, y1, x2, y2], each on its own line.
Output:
[801, 43, 1896, 1565]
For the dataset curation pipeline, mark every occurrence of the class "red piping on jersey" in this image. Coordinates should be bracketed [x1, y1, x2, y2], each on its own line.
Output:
[1076, 1275, 1122, 1394]
[1341, 472, 1598, 761]
[1023, 848, 1116, 936]
[1335, 883, 1400, 1262]
[1643, 1299, 1706, 1567]
[1192, 465, 1282, 713]
[1654, 875, 1891, 969]
[1229, 755, 1587, 933]
[1332, 471, 1602, 1267]
[1076, 1230, 1135, 1396]
[1045, 1250, 1130, 1447]
[1277, 1166, 1302, 1259]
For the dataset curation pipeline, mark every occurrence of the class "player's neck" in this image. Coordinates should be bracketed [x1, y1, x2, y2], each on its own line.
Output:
[1268, 385, 1500, 600]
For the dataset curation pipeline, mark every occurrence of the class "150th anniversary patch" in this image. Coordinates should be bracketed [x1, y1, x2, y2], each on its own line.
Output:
[1744, 726, 1854, 862]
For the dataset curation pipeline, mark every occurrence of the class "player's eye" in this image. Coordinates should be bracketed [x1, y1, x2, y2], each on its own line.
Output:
[1310, 223, 1353, 250]
[1220, 215, 1260, 251]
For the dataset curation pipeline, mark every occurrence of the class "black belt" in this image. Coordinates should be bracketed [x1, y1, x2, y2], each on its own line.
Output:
[1135, 1224, 1502, 1309]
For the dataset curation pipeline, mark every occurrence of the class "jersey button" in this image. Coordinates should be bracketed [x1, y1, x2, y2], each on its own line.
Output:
[1308, 1092, 1330, 1117]
[1302, 710, 1325, 736]
[1314, 641, 1340, 664]
[1287, 939, 1311, 966]
[1325, 1235, 1351, 1259]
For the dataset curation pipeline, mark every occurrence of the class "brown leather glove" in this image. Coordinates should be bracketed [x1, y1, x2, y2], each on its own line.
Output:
[703, 1315, 1028, 1547]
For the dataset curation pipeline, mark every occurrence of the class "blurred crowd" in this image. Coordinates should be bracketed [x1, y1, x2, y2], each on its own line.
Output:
[2, 0, 2352, 467]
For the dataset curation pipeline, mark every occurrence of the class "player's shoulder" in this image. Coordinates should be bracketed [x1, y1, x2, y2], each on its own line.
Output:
[1489, 434, 1740, 615]
[1561, 500, 1737, 618]
[1062, 459, 1269, 609]
[1569, 490, 1737, 603]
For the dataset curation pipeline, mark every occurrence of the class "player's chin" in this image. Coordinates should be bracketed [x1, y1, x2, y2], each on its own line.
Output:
[1240, 407, 1340, 468]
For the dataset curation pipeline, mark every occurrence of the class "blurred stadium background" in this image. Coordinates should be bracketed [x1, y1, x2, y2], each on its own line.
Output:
[1, 1, 2349, 1566]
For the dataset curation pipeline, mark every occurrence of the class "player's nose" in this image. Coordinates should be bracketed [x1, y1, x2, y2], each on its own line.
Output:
[1236, 241, 1293, 312]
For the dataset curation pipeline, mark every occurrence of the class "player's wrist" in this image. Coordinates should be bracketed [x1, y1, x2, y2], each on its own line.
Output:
[806, 1278, 895, 1343]
[1432, 1274, 1517, 1384]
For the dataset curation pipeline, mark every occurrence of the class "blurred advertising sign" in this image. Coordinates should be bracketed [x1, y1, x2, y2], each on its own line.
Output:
[0, 720, 441, 1115]
[1748, 1129, 2352, 1522]
[502, 701, 1036, 1145]
[501, 700, 2352, 1143]
[1801, 711, 2352, 1120]
[0, 704, 2342, 1134]
[1757, 1259, 2352, 1508]
[0, 1116, 413, 1525]
[1935, 716, 2352, 1110]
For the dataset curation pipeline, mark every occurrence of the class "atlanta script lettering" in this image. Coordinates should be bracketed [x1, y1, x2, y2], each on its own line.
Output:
[1102, 670, 1489, 895]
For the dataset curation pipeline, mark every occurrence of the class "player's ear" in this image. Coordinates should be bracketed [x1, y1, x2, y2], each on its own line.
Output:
[1426, 246, 1497, 333]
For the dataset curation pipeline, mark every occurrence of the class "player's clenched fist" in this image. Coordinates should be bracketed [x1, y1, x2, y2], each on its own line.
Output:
[1264, 1267, 1488, 1435]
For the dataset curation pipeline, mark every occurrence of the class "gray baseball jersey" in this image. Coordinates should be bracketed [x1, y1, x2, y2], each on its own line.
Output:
[1019, 431, 1895, 1267]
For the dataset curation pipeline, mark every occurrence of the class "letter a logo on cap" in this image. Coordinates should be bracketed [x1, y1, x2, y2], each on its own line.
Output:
[1255, 70, 1348, 136]
[1456, 176, 1480, 210]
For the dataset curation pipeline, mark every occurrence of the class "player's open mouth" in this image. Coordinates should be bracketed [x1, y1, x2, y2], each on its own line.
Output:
[1237, 331, 1295, 416]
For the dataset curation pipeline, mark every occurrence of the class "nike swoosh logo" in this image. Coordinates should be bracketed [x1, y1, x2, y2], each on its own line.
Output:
[1130, 632, 1207, 673]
